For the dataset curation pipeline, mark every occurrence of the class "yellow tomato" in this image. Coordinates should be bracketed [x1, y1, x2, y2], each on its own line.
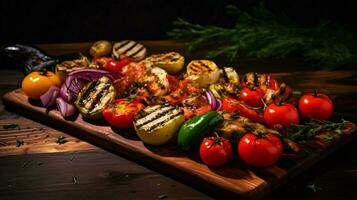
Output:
[21, 71, 61, 99]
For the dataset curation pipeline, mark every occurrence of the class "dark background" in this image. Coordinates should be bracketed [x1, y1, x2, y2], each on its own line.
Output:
[1, 0, 355, 44]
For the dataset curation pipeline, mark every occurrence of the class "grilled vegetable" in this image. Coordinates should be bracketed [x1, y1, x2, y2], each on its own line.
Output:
[89, 40, 112, 58]
[209, 84, 225, 99]
[134, 105, 185, 146]
[177, 111, 224, 151]
[141, 52, 184, 74]
[223, 67, 239, 84]
[103, 99, 145, 129]
[112, 40, 147, 62]
[55, 54, 91, 82]
[242, 72, 279, 91]
[186, 60, 220, 88]
[143, 67, 170, 96]
[75, 76, 116, 119]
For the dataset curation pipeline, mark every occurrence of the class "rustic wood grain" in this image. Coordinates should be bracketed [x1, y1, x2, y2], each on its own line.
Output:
[3, 89, 356, 199]
[0, 149, 210, 200]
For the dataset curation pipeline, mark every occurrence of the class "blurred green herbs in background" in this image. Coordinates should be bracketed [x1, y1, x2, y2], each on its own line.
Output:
[168, 3, 357, 69]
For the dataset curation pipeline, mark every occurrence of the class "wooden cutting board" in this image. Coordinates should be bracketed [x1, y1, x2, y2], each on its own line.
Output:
[3, 89, 356, 200]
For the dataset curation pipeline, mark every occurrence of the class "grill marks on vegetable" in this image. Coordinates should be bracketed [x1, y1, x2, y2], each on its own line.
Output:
[113, 40, 146, 61]
[188, 60, 215, 75]
[76, 76, 115, 117]
[134, 105, 183, 133]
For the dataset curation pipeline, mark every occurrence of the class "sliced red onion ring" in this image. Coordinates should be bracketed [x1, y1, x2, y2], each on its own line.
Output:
[68, 69, 122, 81]
[40, 86, 60, 107]
[216, 99, 222, 111]
[60, 69, 122, 103]
[205, 90, 217, 110]
[56, 97, 77, 117]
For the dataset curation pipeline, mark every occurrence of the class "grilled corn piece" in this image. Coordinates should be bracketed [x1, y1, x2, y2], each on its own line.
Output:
[112, 40, 147, 61]
[134, 105, 185, 145]
[75, 76, 115, 119]
[186, 60, 220, 88]
[140, 52, 184, 74]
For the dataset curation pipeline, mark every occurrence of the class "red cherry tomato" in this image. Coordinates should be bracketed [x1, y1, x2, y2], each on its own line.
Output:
[95, 57, 132, 72]
[102, 99, 145, 129]
[298, 92, 334, 120]
[268, 78, 279, 90]
[200, 136, 232, 167]
[238, 133, 282, 167]
[222, 96, 264, 123]
[239, 87, 265, 107]
[264, 103, 300, 128]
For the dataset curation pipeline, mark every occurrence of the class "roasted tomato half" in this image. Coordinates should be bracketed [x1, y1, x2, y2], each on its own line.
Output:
[102, 99, 145, 129]
[221, 96, 264, 123]
[182, 94, 212, 120]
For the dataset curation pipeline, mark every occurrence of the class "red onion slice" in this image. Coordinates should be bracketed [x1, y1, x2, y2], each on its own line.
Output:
[205, 90, 217, 110]
[40, 86, 60, 107]
[56, 97, 77, 117]
[216, 99, 222, 111]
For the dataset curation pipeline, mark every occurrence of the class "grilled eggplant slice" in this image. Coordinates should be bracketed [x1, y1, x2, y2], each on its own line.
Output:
[186, 60, 220, 88]
[75, 76, 115, 119]
[140, 52, 184, 74]
[134, 105, 185, 146]
[112, 40, 147, 62]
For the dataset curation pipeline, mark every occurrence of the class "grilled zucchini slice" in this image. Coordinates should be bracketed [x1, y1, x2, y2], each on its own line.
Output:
[134, 105, 185, 146]
[75, 76, 115, 119]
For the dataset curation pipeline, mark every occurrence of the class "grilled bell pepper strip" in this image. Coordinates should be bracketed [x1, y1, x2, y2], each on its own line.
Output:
[177, 111, 224, 151]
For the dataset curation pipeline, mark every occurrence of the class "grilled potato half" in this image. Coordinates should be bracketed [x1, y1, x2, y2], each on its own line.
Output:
[140, 52, 184, 74]
[186, 60, 220, 88]
[134, 105, 185, 146]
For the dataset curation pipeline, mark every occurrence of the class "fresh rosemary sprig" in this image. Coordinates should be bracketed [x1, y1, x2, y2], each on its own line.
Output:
[168, 3, 357, 68]
[287, 119, 348, 143]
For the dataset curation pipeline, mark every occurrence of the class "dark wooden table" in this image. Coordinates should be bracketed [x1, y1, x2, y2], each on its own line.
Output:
[0, 41, 356, 200]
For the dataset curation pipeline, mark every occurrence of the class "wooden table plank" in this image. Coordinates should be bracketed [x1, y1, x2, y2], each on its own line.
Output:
[0, 149, 210, 200]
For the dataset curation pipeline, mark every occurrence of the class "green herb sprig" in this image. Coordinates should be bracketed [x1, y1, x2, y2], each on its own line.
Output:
[287, 119, 348, 143]
[56, 136, 68, 144]
[168, 3, 357, 68]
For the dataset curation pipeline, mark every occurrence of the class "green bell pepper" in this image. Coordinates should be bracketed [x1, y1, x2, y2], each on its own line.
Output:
[177, 111, 224, 151]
